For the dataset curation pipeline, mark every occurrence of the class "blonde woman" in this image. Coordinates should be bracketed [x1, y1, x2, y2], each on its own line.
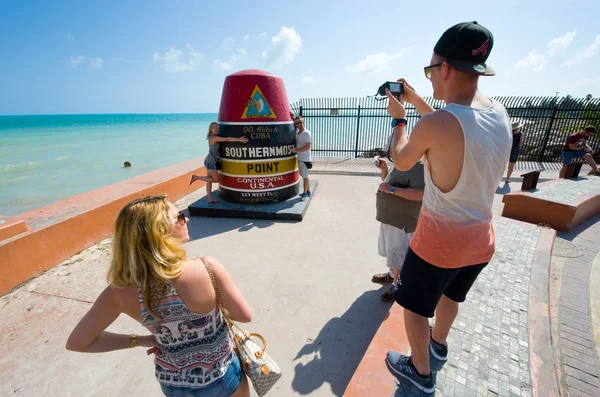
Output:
[66, 195, 252, 397]
[190, 122, 248, 203]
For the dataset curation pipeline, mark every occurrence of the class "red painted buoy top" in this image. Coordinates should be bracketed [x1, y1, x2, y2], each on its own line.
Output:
[218, 69, 292, 123]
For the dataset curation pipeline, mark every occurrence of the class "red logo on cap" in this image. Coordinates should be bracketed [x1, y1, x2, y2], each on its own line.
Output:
[472, 39, 490, 56]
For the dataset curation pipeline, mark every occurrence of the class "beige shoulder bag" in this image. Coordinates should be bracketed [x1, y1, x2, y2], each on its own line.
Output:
[200, 257, 282, 397]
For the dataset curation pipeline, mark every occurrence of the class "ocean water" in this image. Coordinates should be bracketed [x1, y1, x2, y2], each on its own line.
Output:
[0, 114, 215, 216]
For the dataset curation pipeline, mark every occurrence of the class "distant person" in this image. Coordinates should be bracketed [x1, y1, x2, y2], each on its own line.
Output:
[559, 126, 599, 178]
[372, 156, 424, 302]
[290, 113, 312, 201]
[190, 122, 249, 203]
[66, 195, 252, 397]
[383, 21, 512, 393]
[124, 161, 132, 168]
[505, 121, 523, 183]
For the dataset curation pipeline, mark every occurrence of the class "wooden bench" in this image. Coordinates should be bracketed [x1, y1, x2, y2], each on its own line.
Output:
[562, 160, 585, 179]
[520, 169, 543, 190]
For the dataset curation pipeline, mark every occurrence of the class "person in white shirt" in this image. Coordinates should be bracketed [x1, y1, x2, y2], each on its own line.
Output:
[290, 114, 313, 201]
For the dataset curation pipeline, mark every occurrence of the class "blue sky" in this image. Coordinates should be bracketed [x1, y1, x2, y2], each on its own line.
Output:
[0, 0, 598, 115]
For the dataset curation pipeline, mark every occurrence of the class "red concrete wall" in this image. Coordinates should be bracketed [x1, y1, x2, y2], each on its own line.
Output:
[0, 158, 207, 296]
[0, 221, 28, 241]
[502, 179, 600, 232]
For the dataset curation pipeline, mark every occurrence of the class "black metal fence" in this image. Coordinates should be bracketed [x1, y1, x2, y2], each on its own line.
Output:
[290, 96, 600, 163]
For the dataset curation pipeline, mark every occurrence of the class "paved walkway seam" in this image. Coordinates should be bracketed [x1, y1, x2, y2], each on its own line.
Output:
[528, 227, 560, 397]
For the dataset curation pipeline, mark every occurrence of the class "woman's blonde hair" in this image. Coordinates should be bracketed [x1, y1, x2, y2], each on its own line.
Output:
[206, 122, 218, 140]
[107, 195, 187, 321]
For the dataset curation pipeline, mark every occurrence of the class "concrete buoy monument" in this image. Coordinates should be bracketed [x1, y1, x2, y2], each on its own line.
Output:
[217, 69, 299, 204]
[188, 69, 317, 221]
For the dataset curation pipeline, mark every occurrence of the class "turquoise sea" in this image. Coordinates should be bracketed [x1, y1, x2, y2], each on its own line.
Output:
[0, 114, 216, 216]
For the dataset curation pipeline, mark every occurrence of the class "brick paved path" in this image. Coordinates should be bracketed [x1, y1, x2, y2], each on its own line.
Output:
[313, 157, 600, 396]
[553, 215, 600, 397]
[391, 218, 542, 396]
[528, 176, 600, 204]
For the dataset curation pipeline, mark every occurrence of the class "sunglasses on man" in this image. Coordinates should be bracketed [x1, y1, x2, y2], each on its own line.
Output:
[423, 62, 443, 79]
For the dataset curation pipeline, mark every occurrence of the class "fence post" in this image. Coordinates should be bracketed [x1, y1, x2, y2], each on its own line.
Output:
[538, 100, 559, 162]
[354, 105, 361, 158]
[299, 105, 303, 117]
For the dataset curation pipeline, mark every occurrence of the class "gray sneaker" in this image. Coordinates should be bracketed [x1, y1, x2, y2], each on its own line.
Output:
[429, 326, 448, 371]
[380, 284, 398, 302]
[385, 351, 435, 393]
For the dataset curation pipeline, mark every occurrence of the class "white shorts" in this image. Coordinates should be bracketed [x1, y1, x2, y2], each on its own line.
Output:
[378, 223, 413, 270]
[298, 161, 309, 179]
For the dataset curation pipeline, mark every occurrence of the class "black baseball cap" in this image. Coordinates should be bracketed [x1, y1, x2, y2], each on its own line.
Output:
[433, 21, 495, 76]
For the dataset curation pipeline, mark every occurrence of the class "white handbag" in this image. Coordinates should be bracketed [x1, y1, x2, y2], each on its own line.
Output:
[201, 258, 283, 396]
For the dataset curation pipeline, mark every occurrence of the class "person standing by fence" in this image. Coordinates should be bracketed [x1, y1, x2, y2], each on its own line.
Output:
[383, 21, 512, 393]
[505, 120, 523, 183]
[290, 113, 313, 201]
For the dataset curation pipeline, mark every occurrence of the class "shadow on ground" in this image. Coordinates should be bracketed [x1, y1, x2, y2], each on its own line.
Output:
[556, 212, 600, 242]
[495, 177, 556, 196]
[291, 289, 392, 396]
[185, 212, 284, 240]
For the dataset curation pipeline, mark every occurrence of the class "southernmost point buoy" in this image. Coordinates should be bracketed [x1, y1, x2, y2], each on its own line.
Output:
[217, 70, 299, 204]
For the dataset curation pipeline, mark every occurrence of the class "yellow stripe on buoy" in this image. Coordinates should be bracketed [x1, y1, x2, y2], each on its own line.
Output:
[220, 157, 298, 176]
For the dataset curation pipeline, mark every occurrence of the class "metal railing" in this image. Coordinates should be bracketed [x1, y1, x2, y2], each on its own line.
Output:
[290, 96, 600, 162]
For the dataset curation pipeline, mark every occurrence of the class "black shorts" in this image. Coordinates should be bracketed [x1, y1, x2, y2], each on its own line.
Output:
[509, 150, 520, 163]
[394, 247, 488, 318]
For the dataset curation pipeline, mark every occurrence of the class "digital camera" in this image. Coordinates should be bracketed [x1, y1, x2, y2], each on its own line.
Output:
[378, 81, 404, 98]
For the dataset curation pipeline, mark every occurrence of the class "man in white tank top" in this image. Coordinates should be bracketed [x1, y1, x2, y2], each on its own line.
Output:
[382, 22, 512, 393]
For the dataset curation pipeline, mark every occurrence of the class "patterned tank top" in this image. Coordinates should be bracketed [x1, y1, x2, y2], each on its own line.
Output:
[139, 282, 236, 388]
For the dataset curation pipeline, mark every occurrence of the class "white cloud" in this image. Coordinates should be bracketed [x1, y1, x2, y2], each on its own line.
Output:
[547, 30, 576, 56]
[301, 76, 315, 84]
[213, 59, 234, 71]
[515, 30, 579, 72]
[561, 76, 600, 89]
[68, 56, 86, 68]
[347, 49, 411, 75]
[220, 37, 234, 49]
[562, 35, 600, 67]
[89, 57, 103, 69]
[259, 32, 268, 39]
[153, 44, 204, 73]
[262, 27, 302, 67]
[515, 50, 547, 72]
[213, 49, 247, 72]
[243, 34, 250, 41]
[67, 55, 103, 69]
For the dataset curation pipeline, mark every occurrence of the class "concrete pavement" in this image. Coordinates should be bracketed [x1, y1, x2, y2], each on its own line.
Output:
[1, 174, 394, 397]
[2, 158, 600, 397]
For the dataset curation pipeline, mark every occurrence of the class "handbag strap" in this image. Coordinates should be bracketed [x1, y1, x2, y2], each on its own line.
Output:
[200, 256, 223, 307]
[200, 257, 238, 330]
[200, 257, 268, 358]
